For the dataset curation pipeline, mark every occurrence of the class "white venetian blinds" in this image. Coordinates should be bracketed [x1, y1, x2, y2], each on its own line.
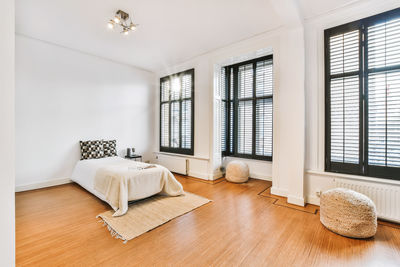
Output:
[161, 81, 170, 147]
[237, 64, 254, 155]
[255, 60, 273, 157]
[367, 17, 400, 168]
[329, 30, 360, 165]
[221, 67, 227, 153]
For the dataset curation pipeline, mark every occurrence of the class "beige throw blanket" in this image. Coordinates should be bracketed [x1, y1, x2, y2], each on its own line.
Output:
[94, 161, 183, 217]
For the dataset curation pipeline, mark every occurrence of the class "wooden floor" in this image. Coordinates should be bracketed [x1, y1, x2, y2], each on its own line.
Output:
[16, 175, 400, 266]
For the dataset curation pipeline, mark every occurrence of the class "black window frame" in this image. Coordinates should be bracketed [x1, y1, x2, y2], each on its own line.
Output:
[160, 68, 194, 155]
[222, 55, 273, 161]
[325, 8, 400, 181]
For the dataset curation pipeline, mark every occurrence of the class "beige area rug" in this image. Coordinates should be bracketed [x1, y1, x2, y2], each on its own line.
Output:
[97, 192, 211, 243]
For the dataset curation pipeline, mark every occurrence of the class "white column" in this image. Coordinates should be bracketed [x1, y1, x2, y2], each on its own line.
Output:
[271, 26, 306, 206]
[209, 63, 223, 180]
[0, 0, 15, 265]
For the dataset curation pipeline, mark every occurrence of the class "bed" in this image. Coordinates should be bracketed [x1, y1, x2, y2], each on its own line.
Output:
[71, 156, 184, 216]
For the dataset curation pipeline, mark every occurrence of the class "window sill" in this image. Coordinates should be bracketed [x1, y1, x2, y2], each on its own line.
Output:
[223, 156, 272, 164]
[306, 170, 400, 186]
[153, 151, 209, 161]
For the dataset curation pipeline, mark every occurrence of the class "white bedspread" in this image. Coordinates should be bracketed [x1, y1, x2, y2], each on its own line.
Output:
[71, 157, 184, 216]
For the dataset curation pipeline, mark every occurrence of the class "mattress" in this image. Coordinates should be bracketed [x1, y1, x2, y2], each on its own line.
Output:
[71, 156, 124, 202]
[70, 156, 184, 216]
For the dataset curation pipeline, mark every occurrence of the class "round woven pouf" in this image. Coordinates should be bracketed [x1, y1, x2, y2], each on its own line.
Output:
[320, 188, 377, 238]
[225, 160, 249, 183]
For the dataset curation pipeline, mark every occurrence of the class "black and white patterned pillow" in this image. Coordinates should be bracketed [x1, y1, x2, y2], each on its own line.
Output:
[103, 140, 117, 157]
[79, 140, 104, 160]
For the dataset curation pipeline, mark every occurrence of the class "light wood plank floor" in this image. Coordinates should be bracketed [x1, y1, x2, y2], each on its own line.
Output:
[16, 176, 400, 266]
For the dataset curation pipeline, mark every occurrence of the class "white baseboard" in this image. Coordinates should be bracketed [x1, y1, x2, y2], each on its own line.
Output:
[187, 171, 209, 180]
[250, 172, 272, 181]
[16, 178, 72, 192]
[288, 194, 305, 207]
[270, 186, 288, 197]
[213, 170, 270, 181]
[306, 195, 320, 206]
[211, 170, 223, 180]
[270, 187, 306, 207]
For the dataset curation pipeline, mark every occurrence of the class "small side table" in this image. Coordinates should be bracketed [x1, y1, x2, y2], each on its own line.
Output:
[125, 155, 142, 162]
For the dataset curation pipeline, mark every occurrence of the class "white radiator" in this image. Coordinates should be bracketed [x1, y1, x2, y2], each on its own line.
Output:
[335, 178, 400, 223]
[156, 154, 188, 175]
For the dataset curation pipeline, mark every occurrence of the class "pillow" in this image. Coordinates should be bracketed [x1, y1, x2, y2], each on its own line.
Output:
[79, 140, 104, 160]
[103, 140, 117, 157]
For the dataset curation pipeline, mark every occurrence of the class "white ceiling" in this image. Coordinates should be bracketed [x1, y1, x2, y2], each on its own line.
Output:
[298, 0, 361, 19]
[16, 0, 361, 72]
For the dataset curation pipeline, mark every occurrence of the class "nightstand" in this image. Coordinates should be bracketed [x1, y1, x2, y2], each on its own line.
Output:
[125, 155, 142, 162]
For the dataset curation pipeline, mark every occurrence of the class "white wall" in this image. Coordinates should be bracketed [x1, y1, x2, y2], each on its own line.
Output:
[222, 157, 272, 181]
[153, 51, 213, 179]
[0, 0, 15, 265]
[15, 35, 156, 189]
[153, 25, 306, 205]
[304, 0, 400, 204]
[152, 0, 400, 208]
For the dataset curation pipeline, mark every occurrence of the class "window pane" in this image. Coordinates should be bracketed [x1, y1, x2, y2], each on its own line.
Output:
[368, 70, 400, 167]
[368, 17, 400, 69]
[221, 101, 226, 152]
[171, 77, 180, 100]
[238, 64, 253, 99]
[330, 76, 360, 164]
[182, 100, 191, 149]
[256, 60, 273, 97]
[222, 58, 273, 160]
[238, 100, 253, 154]
[330, 30, 359, 75]
[387, 71, 400, 167]
[221, 68, 226, 100]
[230, 68, 234, 100]
[182, 74, 192, 99]
[256, 98, 272, 156]
[325, 9, 400, 179]
[161, 80, 170, 102]
[229, 101, 234, 153]
[160, 70, 193, 154]
[170, 102, 180, 148]
[161, 103, 169, 147]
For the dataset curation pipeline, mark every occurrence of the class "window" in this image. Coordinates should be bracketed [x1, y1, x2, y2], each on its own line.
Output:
[222, 55, 273, 161]
[325, 8, 400, 180]
[160, 69, 194, 155]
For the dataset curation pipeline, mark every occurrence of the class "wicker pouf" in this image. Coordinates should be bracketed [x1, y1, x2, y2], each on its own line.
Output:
[320, 188, 377, 238]
[225, 160, 249, 183]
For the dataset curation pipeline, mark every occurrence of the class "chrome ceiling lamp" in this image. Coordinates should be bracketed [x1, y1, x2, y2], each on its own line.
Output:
[107, 10, 138, 35]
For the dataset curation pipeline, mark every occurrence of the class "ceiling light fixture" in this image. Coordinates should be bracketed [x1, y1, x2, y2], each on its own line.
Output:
[107, 10, 138, 35]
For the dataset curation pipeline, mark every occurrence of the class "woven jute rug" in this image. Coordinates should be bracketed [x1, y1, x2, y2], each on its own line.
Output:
[97, 192, 211, 243]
